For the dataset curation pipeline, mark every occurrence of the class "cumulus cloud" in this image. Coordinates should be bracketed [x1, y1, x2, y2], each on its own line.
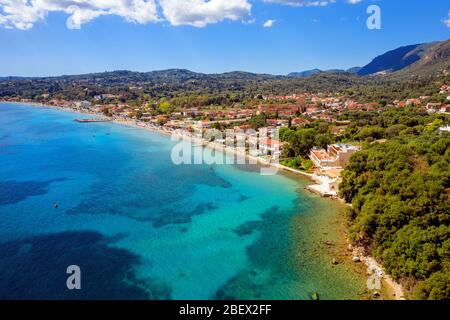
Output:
[444, 11, 450, 28]
[0, 0, 160, 30]
[263, 19, 275, 28]
[263, 0, 335, 7]
[0, 0, 365, 30]
[159, 0, 251, 27]
[0, 0, 251, 30]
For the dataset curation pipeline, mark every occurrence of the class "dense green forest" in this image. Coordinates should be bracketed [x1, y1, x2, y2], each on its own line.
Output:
[340, 114, 450, 299]
[1, 69, 448, 108]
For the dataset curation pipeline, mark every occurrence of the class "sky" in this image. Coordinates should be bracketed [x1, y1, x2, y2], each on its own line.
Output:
[0, 0, 449, 77]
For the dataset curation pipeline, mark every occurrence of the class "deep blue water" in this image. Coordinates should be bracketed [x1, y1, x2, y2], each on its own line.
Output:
[0, 103, 363, 300]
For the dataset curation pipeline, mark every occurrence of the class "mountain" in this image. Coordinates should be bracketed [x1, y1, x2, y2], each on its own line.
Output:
[346, 67, 362, 74]
[0, 69, 293, 101]
[0, 76, 27, 81]
[358, 42, 437, 76]
[391, 39, 450, 79]
[288, 69, 322, 78]
[288, 67, 360, 78]
[28, 69, 285, 83]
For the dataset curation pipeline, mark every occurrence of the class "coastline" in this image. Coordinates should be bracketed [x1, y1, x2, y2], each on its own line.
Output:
[0, 100, 406, 300]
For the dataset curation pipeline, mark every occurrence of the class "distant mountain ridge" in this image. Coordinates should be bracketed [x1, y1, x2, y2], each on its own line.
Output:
[288, 67, 360, 78]
[357, 42, 438, 76]
[1, 39, 448, 81]
[0, 76, 27, 81]
[0, 69, 284, 82]
[288, 39, 449, 78]
[391, 40, 450, 79]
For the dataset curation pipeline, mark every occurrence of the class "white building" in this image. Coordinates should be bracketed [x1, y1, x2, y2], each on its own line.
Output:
[73, 100, 91, 109]
[259, 138, 281, 157]
[309, 144, 361, 169]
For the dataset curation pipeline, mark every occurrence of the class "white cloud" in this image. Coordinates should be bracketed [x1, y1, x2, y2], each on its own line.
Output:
[0, 0, 251, 30]
[263, 19, 276, 28]
[159, 0, 251, 28]
[0, 0, 160, 30]
[263, 0, 335, 7]
[444, 11, 450, 28]
[0, 0, 366, 30]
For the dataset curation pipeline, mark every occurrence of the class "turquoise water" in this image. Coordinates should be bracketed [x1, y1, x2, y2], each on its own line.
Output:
[0, 103, 363, 300]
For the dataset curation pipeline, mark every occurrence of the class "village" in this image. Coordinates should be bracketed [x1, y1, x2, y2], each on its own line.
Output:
[3, 84, 449, 198]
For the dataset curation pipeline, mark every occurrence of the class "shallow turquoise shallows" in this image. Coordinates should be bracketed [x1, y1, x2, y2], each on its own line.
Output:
[0, 103, 363, 300]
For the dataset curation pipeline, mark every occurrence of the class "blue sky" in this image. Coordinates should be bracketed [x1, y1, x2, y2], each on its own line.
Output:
[0, 0, 449, 77]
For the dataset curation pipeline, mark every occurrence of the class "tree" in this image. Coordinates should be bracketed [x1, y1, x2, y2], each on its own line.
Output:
[158, 101, 174, 114]
[339, 130, 450, 300]
[289, 129, 316, 156]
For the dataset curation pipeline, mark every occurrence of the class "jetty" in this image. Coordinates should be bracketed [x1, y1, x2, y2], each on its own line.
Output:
[305, 185, 337, 198]
[74, 118, 111, 123]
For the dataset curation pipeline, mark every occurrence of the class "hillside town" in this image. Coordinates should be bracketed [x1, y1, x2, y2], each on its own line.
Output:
[2, 83, 449, 199]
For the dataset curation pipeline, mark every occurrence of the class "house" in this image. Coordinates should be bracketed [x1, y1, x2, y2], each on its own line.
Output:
[393, 100, 407, 108]
[195, 120, 212, 129]
[309, 148, 338, 169]
[426, 103, 442, 113]
[259, 138, 281, 157]
[311, 113, 336, 123]
[305, 107, 317, 114]
[440, 85, 450, 94]
[73, 100, 91, 109]
[291, 118, 311, 127]
[406, 98, 421, 106]
[94, 94, 117, 101]
[439, 105, 450, 113]
[183, 108, 200, 117]
[234, 125, 251, 131]
[266, 119, 289, 127]
[309, 144, 361, 169]
[236, 110, 254, 118]
[278, 109, 296, 118]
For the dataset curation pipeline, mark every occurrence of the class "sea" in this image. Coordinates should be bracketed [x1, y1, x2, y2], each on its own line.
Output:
[0, 102, 366, 300]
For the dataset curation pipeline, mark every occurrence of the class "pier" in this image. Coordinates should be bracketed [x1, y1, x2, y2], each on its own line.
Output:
[74, 118, 111, 123]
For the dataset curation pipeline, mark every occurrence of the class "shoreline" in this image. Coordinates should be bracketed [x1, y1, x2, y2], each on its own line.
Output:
[0, 99, 406, 300]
